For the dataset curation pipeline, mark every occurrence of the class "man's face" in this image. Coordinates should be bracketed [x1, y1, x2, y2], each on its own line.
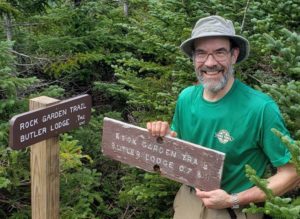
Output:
[193, 37, 239, 93]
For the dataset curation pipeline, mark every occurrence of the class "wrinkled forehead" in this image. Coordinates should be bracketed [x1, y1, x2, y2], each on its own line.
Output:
[194, 36, 231, 51]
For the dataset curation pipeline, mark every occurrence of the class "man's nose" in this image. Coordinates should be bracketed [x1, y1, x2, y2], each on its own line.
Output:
[204, 54, 218, 67]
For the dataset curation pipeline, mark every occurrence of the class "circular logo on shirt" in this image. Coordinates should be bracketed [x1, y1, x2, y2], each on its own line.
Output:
[215, 129, 234, 144]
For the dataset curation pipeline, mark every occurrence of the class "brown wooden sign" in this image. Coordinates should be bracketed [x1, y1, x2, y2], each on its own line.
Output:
[101, 117, 225, 191]
[9, 94, 92, 150]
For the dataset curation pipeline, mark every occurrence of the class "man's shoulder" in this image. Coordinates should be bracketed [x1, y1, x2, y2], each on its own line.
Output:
[236, 80, 274, 104]
[178, 84, 202, 99]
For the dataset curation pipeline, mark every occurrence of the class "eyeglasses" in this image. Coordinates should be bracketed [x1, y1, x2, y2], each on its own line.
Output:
[193, 49, 232, 63]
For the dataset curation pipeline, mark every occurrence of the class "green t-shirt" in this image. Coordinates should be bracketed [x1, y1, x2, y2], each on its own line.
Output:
[171, 79, 291, 193]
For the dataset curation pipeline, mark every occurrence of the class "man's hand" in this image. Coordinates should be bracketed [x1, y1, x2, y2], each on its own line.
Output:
[146, 121, 177, 137]
[195, 188, 233, 209]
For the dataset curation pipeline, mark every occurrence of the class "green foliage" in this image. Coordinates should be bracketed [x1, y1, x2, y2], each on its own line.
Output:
[60, 133, 93, 170]
[0, 1, 19, 16]
[0, 39, 70, 218]
[112, 58, 179, 123]
[119, 170, 179, 219]
[59, 134, 102, 219]
[105, 0, 197, 124]
[70, 112, 127, 218]
[0, 127, 104, 218]
[244, 129, 300, 219]
[0, 41, 37, 117]
[237, 0, 300, 84]
[257, 80, 300, 140]
[0, 176, 10, 188]
[245, 165, 300, 219]
[272, 129, 300, 175]
[263, 29, 300, 78]
[4, 0, 56, 15]
[0, 146, 31, 218]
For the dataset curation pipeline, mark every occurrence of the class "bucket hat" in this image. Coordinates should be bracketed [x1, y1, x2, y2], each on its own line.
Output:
[180, 15, 250, 63]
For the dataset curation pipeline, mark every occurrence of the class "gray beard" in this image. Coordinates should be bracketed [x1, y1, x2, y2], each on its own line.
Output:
[196, 65, 234, 93]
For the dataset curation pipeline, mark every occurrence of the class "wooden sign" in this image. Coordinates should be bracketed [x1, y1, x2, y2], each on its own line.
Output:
[9, 94, 92, 150]
[101, 117, 225, 191]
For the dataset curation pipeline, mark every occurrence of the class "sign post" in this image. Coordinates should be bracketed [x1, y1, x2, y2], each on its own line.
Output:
[9, 94, 92, 219]
[30, 96, 60, 219]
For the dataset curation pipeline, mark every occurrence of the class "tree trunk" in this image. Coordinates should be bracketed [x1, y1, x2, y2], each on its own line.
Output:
[123, 0, 128, 17]
[3, 13, 13, 41]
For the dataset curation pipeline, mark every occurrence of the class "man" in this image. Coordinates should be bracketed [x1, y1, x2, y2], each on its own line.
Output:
[147, 15, 300, 219]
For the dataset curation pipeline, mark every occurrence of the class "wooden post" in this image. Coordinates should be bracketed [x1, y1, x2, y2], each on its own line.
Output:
[30, 96, 60, 219]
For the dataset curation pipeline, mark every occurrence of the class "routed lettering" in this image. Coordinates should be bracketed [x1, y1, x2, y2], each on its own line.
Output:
[42, 109, 67, 122]
[70, 103, 86, 113]
[20, 119, 38, 130]
[102, 117, 226, 191]
[9, 94, 92, 150]
[20, 127, 47, 143]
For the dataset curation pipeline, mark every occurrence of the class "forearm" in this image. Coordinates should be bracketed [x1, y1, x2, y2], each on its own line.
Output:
[237, 163, 300, 206]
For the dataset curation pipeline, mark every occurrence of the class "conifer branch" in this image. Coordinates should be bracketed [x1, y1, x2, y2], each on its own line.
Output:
[10, 50, 50, 62]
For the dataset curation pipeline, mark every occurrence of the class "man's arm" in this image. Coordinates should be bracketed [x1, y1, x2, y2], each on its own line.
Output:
[196, 163, 300, 209]
[238, 163, 300, 205]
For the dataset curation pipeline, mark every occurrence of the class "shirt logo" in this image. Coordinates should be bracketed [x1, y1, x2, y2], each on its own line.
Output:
[215, 129, 234, 144]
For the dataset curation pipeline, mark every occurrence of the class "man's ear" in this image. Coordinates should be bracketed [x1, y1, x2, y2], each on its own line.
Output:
[231, 47, 240, 64]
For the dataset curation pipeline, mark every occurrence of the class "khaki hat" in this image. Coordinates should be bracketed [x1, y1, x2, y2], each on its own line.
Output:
[180, 15, 250, 63]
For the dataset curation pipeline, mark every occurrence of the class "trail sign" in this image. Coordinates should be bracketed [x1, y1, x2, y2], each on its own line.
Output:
[101, 117, 225, 191]
[9, 94, 92, 150]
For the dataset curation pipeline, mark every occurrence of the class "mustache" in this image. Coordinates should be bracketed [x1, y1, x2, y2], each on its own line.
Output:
[198, 66, 224, 72]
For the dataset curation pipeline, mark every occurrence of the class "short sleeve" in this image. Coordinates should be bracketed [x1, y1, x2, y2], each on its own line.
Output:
[171, 97, 181, 138]
[260, 102, 291, 167]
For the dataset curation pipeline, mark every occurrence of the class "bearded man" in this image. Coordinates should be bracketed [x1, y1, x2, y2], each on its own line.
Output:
[147, 15, 300, 219]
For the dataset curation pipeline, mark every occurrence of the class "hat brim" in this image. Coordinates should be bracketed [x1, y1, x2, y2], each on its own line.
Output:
[180, 34, 250, 63]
